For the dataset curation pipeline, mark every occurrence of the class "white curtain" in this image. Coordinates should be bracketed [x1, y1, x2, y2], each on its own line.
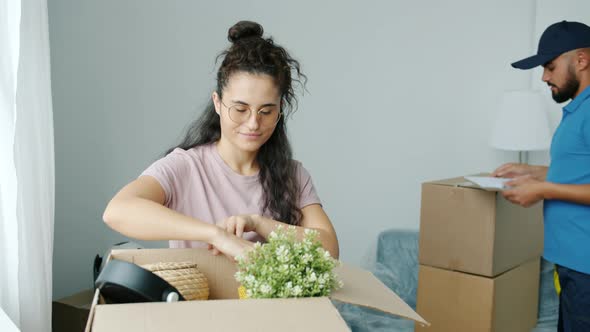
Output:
[0, 0, 55, 331]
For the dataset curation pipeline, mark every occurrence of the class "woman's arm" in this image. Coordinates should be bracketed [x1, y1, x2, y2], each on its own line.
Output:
[103, 175, 253, 258]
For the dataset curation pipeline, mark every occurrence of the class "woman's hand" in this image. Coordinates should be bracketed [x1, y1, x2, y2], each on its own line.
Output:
[219, 214, 260, 238]
[209, 228, 254, 260]
[208, 214, 260, 257]
[211, 214, 260, 239]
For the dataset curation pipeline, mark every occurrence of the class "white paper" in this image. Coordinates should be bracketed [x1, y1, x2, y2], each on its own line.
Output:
[464, 176, 511, 191]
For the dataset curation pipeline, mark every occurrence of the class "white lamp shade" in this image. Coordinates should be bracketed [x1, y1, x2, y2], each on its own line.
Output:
[489, 90, 551, 151]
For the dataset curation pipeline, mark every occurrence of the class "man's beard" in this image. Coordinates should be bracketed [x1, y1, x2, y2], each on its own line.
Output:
[550, 66, 579, 103]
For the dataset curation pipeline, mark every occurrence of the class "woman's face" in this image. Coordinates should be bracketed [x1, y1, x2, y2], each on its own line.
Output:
[213, 72, 281, 153]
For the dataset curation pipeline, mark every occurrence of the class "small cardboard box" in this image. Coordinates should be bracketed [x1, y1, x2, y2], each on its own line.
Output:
[415, 258, 540, 332]
[419, 176, 543, 277]
[85, 248, 428, 332]
[53, 289, 94, 332]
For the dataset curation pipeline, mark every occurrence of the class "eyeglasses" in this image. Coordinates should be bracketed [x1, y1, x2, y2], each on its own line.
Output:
[220, 100, 282, 128]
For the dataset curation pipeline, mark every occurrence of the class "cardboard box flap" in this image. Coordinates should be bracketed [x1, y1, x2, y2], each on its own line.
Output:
[426, 174, 492, 190]
[331, 264, 428, 326]
[55, 289, 95, 309]
[90, 297, 350, 332]
[426, 176, 475, 188]
[84, 289, 101, 332]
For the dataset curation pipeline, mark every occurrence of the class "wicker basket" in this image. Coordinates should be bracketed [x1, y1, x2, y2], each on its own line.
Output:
[141, 262, 209, 301]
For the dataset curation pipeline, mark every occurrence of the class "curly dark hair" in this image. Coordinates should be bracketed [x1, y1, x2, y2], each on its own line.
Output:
[168, 21, 307, 225]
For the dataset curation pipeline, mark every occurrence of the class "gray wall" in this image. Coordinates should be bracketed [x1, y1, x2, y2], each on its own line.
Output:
[48, 0, 584, 299]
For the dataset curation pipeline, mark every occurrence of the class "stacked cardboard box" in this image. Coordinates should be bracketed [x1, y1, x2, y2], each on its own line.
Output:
[416, 176, 543, 331]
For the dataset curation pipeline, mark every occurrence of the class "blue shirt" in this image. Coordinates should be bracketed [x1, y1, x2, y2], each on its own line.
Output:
[544, 85, 590, 274]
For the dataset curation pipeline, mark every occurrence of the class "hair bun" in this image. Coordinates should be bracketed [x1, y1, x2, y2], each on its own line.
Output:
[228, 21, 264, 43]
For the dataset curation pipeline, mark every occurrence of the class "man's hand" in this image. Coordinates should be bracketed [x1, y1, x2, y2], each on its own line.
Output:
[492, 163, 534, 178]
[502, 175, 546, 207]
[492, 163, 548, 181]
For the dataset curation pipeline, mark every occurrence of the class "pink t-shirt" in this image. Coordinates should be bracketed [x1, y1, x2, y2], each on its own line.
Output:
[141, 143, 321, 248]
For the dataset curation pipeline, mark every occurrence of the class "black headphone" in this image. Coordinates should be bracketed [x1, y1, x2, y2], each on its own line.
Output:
[95, 259, 185, 303]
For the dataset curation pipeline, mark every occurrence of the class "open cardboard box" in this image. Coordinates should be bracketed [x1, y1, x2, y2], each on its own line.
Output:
[85, 248, 428, 331]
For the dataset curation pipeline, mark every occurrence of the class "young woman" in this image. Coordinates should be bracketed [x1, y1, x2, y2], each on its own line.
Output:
[103, 21, 339, 260]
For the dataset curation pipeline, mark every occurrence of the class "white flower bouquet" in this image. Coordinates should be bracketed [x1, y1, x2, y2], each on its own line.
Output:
[235, 226, 342, 298]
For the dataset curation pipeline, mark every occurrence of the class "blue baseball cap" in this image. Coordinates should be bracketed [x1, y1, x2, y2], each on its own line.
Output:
[512, 20, 590, 70]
